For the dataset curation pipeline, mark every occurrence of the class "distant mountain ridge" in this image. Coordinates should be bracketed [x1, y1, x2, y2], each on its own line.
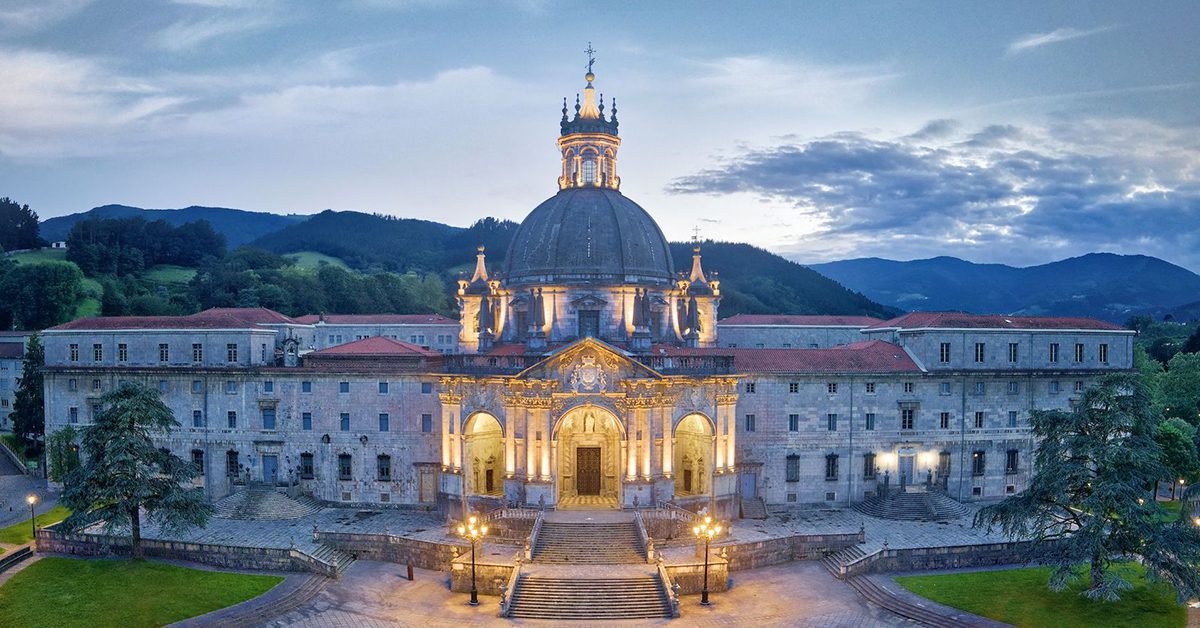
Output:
[809, 253, 1200, 322]
[40, 204, 306, 248]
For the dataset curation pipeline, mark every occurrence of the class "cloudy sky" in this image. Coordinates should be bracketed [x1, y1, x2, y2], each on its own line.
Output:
[2, 1, 1198, 270]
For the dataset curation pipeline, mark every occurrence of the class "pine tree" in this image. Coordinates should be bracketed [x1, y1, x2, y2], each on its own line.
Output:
[59, 381, 213, 559]
[975, 373, 1200, 602]
[11, 335, 44, 454]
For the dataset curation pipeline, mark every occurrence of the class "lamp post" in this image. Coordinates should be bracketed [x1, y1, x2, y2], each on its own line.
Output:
[26, 494, 38, 543]
[692, 515, 722, 606]
[456, 514, 488, 606]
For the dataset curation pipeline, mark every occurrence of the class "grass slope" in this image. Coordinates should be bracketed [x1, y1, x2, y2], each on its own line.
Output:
[142, 264, 197, 285]
[285, 250, 350, 270]
[7, 249, 67, 264]
[0, 505, 71, 545]
[0, 557, 282, 628]
[896, 563, 1184, 628]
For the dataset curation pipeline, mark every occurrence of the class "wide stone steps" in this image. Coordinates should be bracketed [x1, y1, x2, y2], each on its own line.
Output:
[852, 491, 971, 522]
[821, 544, 866, 578]
[309, 542, 356, 577]
[213, 488, 324, 521]
[532, 522, 645, 564]
[845, 575, 996, 627]
[740, 496, 768, 519]
[507, 575, 673, 620]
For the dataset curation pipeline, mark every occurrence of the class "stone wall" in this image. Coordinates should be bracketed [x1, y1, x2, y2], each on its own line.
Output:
[666, 557, 729, 593]
[720, 531, 863, 572]
[842, 541, 1036, 577]
[450, 553, 516, 597]
[316, 531, 460, 571]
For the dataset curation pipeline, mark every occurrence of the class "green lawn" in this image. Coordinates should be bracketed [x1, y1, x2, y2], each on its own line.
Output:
[0, 557, 282, 628]
[7, 248, 67, 264]
[897, 563, 1185, 628]
[285, 250, 349, 270]
[143, 264, 197, 285]
[0, 505, 71, 545]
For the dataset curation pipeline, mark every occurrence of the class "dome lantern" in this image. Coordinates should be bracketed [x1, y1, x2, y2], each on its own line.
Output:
[558, 44, 620, 191]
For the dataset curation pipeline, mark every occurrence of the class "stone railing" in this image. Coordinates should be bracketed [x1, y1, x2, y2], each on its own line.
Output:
[839, 540, 1037, 579]
[499, 554, 523, 617]
[525, 510, 544, 560]
[656, 555, 681, 618]
[633, 510, 653, 563]
[641, 503, 699, 541]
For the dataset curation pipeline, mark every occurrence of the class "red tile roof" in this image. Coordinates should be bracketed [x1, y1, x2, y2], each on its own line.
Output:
[48, 309, 289, 331]
[292, 314, 459, 325]
[659, 339, 921, 373]
[718, 314, 883, 327]
[198, 307, 296, 324]
[0, 343, 24, 359]
[865, 312, 1127, 332]
[308, 336, 441, 357]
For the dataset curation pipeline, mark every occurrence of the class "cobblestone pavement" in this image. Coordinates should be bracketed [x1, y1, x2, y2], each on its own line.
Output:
[265, 559, 907, 628]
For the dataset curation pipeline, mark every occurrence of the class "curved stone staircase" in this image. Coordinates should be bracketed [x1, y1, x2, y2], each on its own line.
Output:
[213, 487, 324, 521]
[852, 490, 971, 521]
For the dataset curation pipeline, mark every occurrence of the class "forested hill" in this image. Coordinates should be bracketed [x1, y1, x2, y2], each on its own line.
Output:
[41, 205, 305, 247]
[250, 210, 519, 273]
[671, 242, 898, 318]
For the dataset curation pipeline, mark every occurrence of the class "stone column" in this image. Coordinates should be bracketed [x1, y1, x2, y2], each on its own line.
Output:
[661, 406, 673, 477]
[524, 405, 536, 481]
[440, 390, 462, 470]
[539, 406, 552, 480]
[640, 407, 652, 479]
[503, 404, 516, 477]
[720, 392, 737, 471]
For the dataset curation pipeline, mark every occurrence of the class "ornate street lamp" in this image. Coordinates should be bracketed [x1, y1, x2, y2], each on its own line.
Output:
[692, 515, 723, 606]
[25, 494, 38, 543]
[456, 514, 488, 606]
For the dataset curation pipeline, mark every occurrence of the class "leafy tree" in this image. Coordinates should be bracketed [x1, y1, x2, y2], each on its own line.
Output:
[46, 425, 80, 484]
[0, 262, 84, 329]
[1184, 326, 1200, 355]
[0, 197, 43, 251]
[1157, 418, 1200, 497]
[975, 373, 1200, 602]
[1149, 337, 1183, 365]
[1161, 352, 1200, 424]
[1135, 345, 1165, 408]
[0, 245, 13, 329]
[10, 335, 44, 454]
[60, 382, 213, 560]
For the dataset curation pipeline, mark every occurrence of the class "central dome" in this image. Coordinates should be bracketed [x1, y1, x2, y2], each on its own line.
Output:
[504, 187, 675, 287]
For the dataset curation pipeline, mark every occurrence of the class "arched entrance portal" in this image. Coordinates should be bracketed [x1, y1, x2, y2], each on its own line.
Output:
[555, 406, 623, 508]
[674, 413, 713, 498]
[463, 412, 503, 496]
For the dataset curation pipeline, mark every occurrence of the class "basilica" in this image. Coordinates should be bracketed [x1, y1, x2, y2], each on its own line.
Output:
[41, 64, 1134, 520]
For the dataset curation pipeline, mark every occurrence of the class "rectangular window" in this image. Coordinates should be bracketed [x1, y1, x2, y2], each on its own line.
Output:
[1008, 410, 1018, 428]
[192, 343, 203, 363]
[338, 454, 353, 480]
[339, 381, 350, 394]
[118, 344, 128, 362]
[302, 381, 312, 393]
[745, 382, 756, 394]
[69, 343, 79, 362]
[1049, 342, 1059, 363]
[974, 342, 985, 363]
[863, 453, 877, 480]
[865, 382, 876, 394]
[421, 382, 433, 394]
[300, 453, 314, 479]
[940, 382, 951, 395]
[1050, 380, 1061, 394]
[91, 403, 102, 420]
[377, 455, 392, 481]
[1008, 342, 1018, 363]
[827, 382, 838, 394]
[340, 413, 350, 431]
[788, 414, 799, 432]
[158, 380, 168, 392]
[302, 412, 312, 431]
[92, 378, 101, 391]
[939, 342, 951, 363]
[1006, 449, 1019, 474]
[1008, 381, 1019, 394]
[193, 410, 203, 428]
[192, 450, 204, 475]
[93, 343, 103, 362]
[378, 381, 389, 394]
[825, 454, 839, 481]
[227, 411, 237, 429]
[69, 406, 79, 424]
[827, 413, 838, 431]
[785, 455, 800, 482]
[745, 414, 756, 432]
[974, 411, 984, 429]
[1074, 380, 1085, 392]
[865, 412, 876, 431]
[939, 411, 951, 429]
[262, 408, 276, 430]
[901, 408, 915, 430]
[1099, 344, 1109, 363]
[263, 380, 274, 393]
[973, 382, 985, 395]
[226, 343, 238, 363]
[159, 343, 169, 363]
[379, 413, 390, 432]
[226, 450, 239, 476]
[225, 380, 237, 394]
[972, 450, 986, 476]
[192, 380, 202, 394]
[68, 378, 77, 391]
[788, 382, 799, 394]
[903, 382, 914, 393]
[421, 413, 433, 433]
[1074, 343, 1085, 363]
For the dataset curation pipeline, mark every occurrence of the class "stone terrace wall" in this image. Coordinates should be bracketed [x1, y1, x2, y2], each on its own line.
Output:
[722, 531, 863, 571]
[317, 531, 460, 571]
[843, 541, 1036, 577]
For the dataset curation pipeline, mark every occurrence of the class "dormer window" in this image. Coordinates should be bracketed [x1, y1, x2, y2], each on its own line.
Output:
[581, 158, 597, 185]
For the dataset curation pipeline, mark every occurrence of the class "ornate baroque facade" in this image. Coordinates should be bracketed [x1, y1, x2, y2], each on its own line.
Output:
[41, 65, 1135, 519]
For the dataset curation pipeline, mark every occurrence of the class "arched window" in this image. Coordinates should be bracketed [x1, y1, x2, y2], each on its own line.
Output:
[581, 158, 597, 185]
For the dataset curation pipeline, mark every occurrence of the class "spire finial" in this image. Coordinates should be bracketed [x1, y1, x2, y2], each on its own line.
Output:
[599, 93, 605, 117]
[585, 42, 596, 74]
[575, 93, 581, 116]
[562, 97, 568, 122]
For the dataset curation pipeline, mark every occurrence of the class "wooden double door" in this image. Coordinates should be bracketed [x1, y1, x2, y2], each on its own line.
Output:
[575, 447, 602, 496]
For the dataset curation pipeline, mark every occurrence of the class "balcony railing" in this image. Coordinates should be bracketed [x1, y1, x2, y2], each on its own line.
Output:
[442, 352, 736, 376]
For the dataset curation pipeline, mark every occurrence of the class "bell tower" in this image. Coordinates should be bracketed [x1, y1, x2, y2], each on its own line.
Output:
[558, 44, 621, 191]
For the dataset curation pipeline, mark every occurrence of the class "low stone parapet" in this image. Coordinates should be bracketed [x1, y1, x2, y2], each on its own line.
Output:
[720, 531, 863, 571]
[449, 549, 518, 596]
[315, 531, 460, 571]
[841, 540, 1037, 578]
